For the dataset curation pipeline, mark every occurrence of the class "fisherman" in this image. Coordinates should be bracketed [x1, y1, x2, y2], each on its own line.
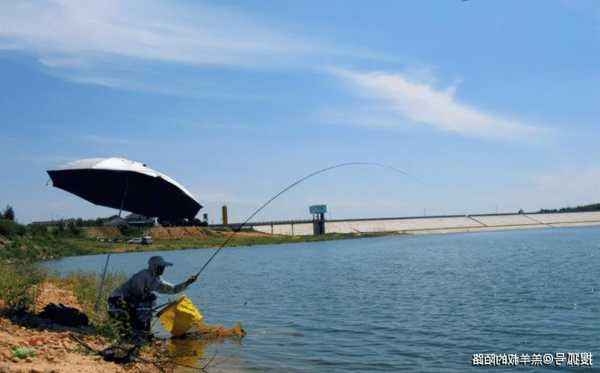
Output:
[108, 256, 198, 339]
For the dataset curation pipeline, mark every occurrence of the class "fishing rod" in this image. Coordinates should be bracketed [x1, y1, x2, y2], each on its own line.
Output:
[192, 162, 410, 279]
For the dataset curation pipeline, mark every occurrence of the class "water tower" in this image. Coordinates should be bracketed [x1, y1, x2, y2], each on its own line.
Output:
[222, 205, 228, 225]
[309, 204, 327, 235]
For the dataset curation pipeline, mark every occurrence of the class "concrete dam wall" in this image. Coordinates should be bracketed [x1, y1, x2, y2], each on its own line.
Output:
[250, 211, 600, 236]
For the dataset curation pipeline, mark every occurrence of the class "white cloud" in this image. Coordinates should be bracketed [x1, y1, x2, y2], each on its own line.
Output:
[326, 68, 544, 141]
[25, 154, 81, 166]
[0, 0, 385, 94]
[81, 135, 132, 146]
[68, 76, 128, 90]
[38, 56, 89, 69]
[0, 0, 364, 78]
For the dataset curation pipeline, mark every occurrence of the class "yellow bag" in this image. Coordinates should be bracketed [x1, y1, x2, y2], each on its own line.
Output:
[158, 295, 246, 338]
[158, 296, 203, 337]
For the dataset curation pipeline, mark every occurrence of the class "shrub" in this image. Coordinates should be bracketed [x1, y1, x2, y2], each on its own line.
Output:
[119, 225, 144, 238]
[0, 219, 26, 238]
[67, 221, 82, 236]
[0, 261, 46, 315]
[27, 224, 48, 237]
[52, 271, 127, 340]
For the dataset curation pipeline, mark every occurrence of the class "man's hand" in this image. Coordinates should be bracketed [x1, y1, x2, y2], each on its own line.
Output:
[186, 274, 199, 285]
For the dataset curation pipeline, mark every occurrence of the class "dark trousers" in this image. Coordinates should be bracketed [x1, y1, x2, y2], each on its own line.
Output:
[108, 296, 154, 337]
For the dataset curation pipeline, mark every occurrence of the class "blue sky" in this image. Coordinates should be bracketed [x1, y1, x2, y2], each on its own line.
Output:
[2, 0, 600, 223]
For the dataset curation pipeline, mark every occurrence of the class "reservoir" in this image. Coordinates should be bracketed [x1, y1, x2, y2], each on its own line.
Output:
[44, 227, 600, 372]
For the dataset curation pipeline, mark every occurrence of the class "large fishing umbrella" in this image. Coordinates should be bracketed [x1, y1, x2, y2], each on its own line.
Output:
[47, 157, 202, 220]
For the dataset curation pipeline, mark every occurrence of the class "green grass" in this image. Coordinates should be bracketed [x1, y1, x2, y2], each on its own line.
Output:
[0, 257, 124, 338]
[0, 234, 115, 261]
[115, 231, 387, 252]
[0, 263, 127, 340]
[50, 271, 127, 340]
[0, 219, 26, 237]
[0, 261, 46, 315]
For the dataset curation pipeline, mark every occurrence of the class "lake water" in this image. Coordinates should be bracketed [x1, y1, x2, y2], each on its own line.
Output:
[44, 227, 600, 372]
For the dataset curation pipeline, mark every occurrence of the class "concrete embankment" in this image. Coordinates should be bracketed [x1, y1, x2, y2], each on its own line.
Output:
[250, 211, 600, 236]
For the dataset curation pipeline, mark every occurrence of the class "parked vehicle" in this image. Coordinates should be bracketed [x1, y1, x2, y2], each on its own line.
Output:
[127, 236, 153, 245]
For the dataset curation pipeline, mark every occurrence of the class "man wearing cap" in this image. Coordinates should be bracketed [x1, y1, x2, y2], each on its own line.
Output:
[108, 256, 198, 338]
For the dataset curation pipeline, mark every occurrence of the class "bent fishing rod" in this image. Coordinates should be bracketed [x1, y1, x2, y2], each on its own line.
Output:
[192, 162, 410, 279]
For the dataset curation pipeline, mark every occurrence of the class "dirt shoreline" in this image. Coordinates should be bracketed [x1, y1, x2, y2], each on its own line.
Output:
[0, 282, 161, 373]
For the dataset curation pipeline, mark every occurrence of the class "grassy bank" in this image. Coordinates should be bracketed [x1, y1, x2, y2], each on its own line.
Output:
[0, 218, 103, 260]
[0, 261, 45, 315]
[0, 218, 386, 262]
[49, 271, 126, 339]
[138, 231, 385, 250]
[0, 263, 162, 372]
[0, 259, 126, 340]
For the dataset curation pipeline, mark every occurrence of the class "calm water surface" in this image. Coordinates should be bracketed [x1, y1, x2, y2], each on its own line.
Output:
[44, 227, 600, 372]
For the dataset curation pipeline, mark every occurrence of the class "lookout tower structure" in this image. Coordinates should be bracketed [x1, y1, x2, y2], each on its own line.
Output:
[310, 204, 327, 235]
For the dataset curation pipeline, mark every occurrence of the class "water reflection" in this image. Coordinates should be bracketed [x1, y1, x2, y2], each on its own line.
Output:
[165, 334, 244, 371]
[166, 337, 209, 370]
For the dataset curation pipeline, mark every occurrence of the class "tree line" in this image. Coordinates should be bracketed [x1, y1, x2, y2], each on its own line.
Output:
[0, 204, 84, 238]
[539, 203, 600, 213]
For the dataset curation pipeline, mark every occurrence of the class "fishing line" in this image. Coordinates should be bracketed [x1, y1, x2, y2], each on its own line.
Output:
[193, 162, 411, 278]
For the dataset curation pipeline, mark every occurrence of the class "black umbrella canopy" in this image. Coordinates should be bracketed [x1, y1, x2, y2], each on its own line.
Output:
[47, 158, 202, 220]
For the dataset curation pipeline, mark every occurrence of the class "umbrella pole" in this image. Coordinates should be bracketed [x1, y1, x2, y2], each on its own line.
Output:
[94, 253, 111, 313]
[95, 175, 127, 311]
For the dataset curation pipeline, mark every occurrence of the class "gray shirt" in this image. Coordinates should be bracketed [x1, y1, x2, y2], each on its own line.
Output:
[110, 268, 190, 301]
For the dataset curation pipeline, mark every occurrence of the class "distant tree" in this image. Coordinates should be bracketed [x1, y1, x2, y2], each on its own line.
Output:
[68, 221, 81, 236]
[28, 224, 48, 236]
[3, 205, 15, 221]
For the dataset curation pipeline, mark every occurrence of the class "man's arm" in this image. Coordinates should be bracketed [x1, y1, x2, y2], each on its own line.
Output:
[156, 275, 198, 294]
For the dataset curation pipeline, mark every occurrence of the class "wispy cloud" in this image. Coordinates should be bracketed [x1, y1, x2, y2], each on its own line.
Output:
[0, 1, 300, 64]
[0, 0, 370, 91]
[324, 68, 544, 141]
[81, 135, 132, 146]
[68, 76, 128, 90]
[25, 154, 81, 166]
